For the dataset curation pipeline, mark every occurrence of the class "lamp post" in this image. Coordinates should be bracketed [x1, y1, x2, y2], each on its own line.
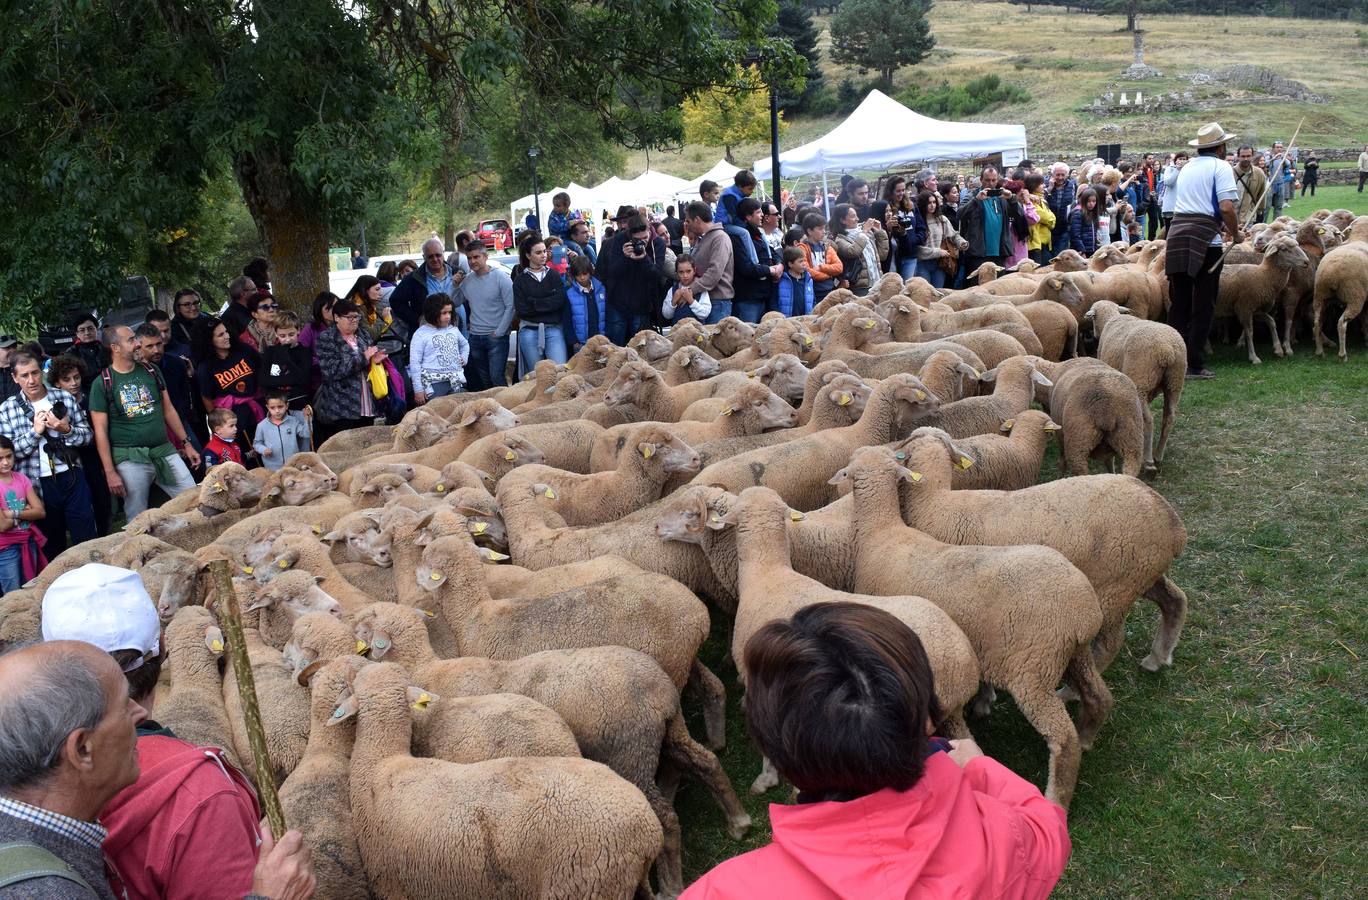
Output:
[743, 52, 782, 203]
[528, 147, 542, 234]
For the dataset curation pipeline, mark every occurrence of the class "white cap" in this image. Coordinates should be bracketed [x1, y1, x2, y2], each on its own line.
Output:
[42, 564, 161, 669]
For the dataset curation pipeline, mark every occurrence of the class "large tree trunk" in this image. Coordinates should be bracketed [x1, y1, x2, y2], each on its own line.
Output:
[235, 150, 330, 314]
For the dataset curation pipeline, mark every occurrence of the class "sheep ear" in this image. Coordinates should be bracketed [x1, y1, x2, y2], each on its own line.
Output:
[474, 468, 494, 483]
[544, 385, 557, 394]
[327, 695, 359, 726]
[899, 467, 925, 483]
[533, 483, 557, 501]
[204, 626, 225, 654]
[638, 442, 656, 460]
[1030, 369, 1054, 388]
[827, 468, 849, 486]
[456, 411, 480, 427]
[477, 547, 510, 563]
[244, 593, 274, 613]
[367, 631, 392, 659]
[407, 686, 440, 710]
[706, 505, 738, 530]
[830, 389, 853, 407]
[1000, 419, 1015, 433]
[210, 482, 227, 493]
[979, 368, 998, 384]
[497, 445, 516, 462]
[955, 361, 979, 379]
[320, 530, 343, 543]
[358, 482, 379, 495]
[1043, 419, 1062, 433]
[1049, 277, 1062, 288]
[721, 405, 735, 416]
[468, 520, 489, 537]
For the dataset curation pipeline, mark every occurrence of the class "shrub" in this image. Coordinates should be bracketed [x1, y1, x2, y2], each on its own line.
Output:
[836, 79, 862, 114]
[896, 74, 1031, 119]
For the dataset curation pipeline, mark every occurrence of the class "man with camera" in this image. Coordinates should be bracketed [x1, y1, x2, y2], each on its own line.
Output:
[957, 166, 1019, 278]
[599, 205, 669, 344]
[0, 350, 98, 558]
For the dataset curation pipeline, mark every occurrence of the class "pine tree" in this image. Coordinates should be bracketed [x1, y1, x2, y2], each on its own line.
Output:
[829, 0, 937, 90]
[770, 1, 824, 112]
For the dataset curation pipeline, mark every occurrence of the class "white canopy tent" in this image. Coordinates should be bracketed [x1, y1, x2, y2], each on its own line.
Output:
[752, 89, 1027, 181]
[584, 170, 691, 237]
[674, 158, 741, 204]
[509, 181, 593, 226]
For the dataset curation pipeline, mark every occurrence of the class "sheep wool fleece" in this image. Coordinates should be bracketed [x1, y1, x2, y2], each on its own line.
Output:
[681, 753, 1070, 900]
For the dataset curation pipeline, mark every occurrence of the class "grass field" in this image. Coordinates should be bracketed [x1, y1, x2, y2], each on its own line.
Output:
[671, 339, 1368, 895]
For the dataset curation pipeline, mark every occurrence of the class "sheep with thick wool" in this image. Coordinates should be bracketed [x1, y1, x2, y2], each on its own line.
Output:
[843, 446, 1110, 807]
[915, 356, 1051, 440]
[1045, 360, 1148, 477]
[1215, 234, 1310, 364]
[334, 661, 663, 900]
[1086, 300, 1187, 470]
[347, 604, 748, 898]
[155, 605, 241, 770]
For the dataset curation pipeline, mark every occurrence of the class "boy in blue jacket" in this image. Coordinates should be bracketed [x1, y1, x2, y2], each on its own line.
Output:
[562, 255, 606, 353]
[774, 246, 815, 317]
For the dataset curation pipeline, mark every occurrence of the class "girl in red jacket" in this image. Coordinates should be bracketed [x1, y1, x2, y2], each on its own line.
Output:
[683, 602, 1071, 900]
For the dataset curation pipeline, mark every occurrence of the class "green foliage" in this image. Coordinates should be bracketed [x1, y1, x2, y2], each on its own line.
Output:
[897, 75, 1032, 119]
[681, 66, 788, 164]
[484, 82, 628, 199]
[829, 0, 936, 88]
[770, 1, 824, 112]
[836, 79, 864, 114]
[1007, 0, 1368, 19]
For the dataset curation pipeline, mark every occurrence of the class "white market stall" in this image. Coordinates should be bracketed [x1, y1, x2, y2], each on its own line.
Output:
[753, 89, 1027, 207]
[509, 181, 594, 231]
[585, 170, 691, 235]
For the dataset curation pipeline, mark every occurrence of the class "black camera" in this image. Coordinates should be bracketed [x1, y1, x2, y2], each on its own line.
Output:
[631, 238, 646, 254]
[49, 401, 68, 421]
[987, 187, 1003, 197]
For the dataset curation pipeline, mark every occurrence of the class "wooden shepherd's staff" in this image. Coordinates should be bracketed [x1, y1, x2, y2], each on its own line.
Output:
[1208, 116, 1305, 273]
[210, 558, 288, 839]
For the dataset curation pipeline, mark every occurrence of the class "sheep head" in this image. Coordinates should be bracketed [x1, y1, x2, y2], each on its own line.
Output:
[415, 533, 486, 598]
[352, 602, 429, 662]
[452, 399, 520, 433]
[282, 453, 340, 488]
[259, 466, 335, 508]
[1263, 235, 1310, 270]
[485, 435, 545, 470]
[881, 373, 940, 415]
[139, 549, 201, 623]
[285, 611, 364, 679]
[711, 317, 756, 357]
[569, 335, 614, 372]
[322, 511, 393, 567]
[396, 409, 452, 449]
[432, 461, 494, 496]
[669, 345, 721, 381]
[1049, 249, 1087, 272]
[750, 354, 808, 405]
[353, 472, 420, 509]
[249, 570, 343, 620]
[721, 383, 799, 432]
[628, 329, 672, 362]
[197, 462, 263, 514]
[630, 426, 702, 476]
[821, 373, 873, 421]
[653, 486, 735, 544]
[604, 360, 661, 407]
[125, 509, 191, 538]
[1044, 275, 1085, 310]
[902, 427, 977, 474]
[326, 662, 440, 729]
[549, 374, 589, 400]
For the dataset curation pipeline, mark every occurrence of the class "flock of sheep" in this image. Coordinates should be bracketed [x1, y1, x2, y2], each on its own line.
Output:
[0, 206, 1363, 899]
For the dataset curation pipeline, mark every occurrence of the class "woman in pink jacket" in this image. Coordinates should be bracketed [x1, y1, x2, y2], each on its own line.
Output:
[683, 602, 1071, 900]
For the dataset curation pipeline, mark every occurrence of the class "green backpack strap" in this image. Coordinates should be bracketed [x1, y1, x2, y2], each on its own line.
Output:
[0, 840, 95, 892]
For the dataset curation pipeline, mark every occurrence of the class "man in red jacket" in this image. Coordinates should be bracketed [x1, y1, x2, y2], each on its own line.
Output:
[683, 602, 1071, 900]
[39, 563, 314, 900]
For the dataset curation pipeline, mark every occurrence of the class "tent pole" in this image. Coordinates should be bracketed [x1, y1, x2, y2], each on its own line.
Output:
[821, 170, 830, 218]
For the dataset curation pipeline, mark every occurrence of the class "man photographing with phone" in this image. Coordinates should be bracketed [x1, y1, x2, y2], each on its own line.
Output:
[957, 166, 1018, 278]
[0, 351, 99, 558]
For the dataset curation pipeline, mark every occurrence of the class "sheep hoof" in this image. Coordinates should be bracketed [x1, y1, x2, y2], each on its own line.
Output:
[1140, 652, 1167, 672]
[749, 772, 779, 796]
[726, 814, 753, 840]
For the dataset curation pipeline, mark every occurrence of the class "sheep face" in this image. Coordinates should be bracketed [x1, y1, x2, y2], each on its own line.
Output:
[884, 374, 940, 417]
[1046, 276, 1085, 310]
[488, 436, 545, 470]
[824, 374, 874, 420]
[325, 521, 393, 568]
[252, 571, 344, 620]
[200, 462, 264, 511]
[352, 604, 425, 661]
[634, 430, 702, 476]
[712, 317, 756, 357]
[629, 330, 672, 361]
[1264, 237, 1310, 270]
[726, 386, 799, 431]
[752, 354, 807, 405]
[604, 361, 658, 407]
[263, 467, 335, 507]
[1093, 245, 1128, 269]
[355, 473, 419, 508]
[126, 510, 191, 538]
[653, 488, 719, 544]
[454, 399, 520, 432]
[398, 410, 452, 449]
[674, 347, 721, 380]
[142, 551, 201, 623]
[1050, 249, 1087, 272]
[285, 612, 362, 676]
[282, 453, 340, 488]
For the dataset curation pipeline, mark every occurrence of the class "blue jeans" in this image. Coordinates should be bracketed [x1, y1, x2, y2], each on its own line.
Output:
[705, 299, 733, 325]
[899, 257, 919, 280]
[605, 308, 653, 346]
[1047, 230, 1070, 262]
[0, 545, 20, 593]
[517, 323, 568, 371]
[913, 259, 947, 289]
[734, 300, 766, 324]
[38, 466, 98, 560]
[465, 332, 509, 391]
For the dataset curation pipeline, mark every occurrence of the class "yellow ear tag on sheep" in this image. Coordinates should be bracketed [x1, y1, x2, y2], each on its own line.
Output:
[429, 572, 443, 581]
[278, 559, 290, 569]
[746, 370, 756, 378]
[790, 511, 805, 522]
[957, 456, 974, 470]
[210, 638, 224, 653]
[695, 334, 706, 343]
[721, 407, 734, 416]
[435, 484, 446, 492]
[355, 640, 369, 654]
[211, 483, 226, 493]
[914, 389, 926, 401]
[471, 522, 488, 535]
[908, 471, 924, 482]
[1000, 419, 1015, 433]
[311, 524, 323, 535]
[837, 393, 852, 407]
[504, 450, 516, 461]
[640, 446, 654, 460]
[240, 566, 253, 575]
[543, 486, 557, 500]
[802, 336, 814, 346]
[487, 551, 509, 561]
[861, 320, 875, 330]
[421, 609, 435, 618]
[411, 692, 433, 711]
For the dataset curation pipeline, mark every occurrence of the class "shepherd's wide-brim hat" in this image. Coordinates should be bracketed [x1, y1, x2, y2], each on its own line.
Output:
[1190, 122, 1237, 149]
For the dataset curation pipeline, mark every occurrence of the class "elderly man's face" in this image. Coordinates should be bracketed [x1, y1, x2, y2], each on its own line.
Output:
[1051, 168, 1068, 186]
[423, 242, 446, 275]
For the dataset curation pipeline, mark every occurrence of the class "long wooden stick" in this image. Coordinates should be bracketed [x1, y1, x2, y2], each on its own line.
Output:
[211, 558, 287, 839]
[1209, 117, 1305, 273]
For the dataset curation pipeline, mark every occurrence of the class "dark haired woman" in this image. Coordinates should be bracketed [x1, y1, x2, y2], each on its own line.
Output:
[682, 602, 1070, 898]
[512, 235, 568, 370]
[914, 190, 969, 289]
[193, 317, 263, 451]
[313, 299, 382, 445]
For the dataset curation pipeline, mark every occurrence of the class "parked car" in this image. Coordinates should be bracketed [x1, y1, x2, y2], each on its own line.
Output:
[38, 276, 154, 358]
[475, 219, 514, 252]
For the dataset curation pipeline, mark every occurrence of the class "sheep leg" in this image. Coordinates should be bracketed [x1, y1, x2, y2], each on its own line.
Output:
[1283, 306, 1297, 355]
[1063, 425, 1100, 477]
[1140, 405, 1158, 472]
[686, 660, 727, 751]
[1338, 310, 1353, 361]
[1263, 312, 1285, 357]
[1014, 685, 1083, 809]
[1242, 316, 1262, 365]
[663, 714, 751, 840]
[750, 756, 781, 796]
[641, 781, 684, 899]
[1154, 369, 1182, 464]
[1063, 647, 1114, 749]
[937, 709, 972, 739]
[1141, 575, 1189, 672]
[971, 682, 997, 717]
[1090, 617, 1128, 674]
[656, 761, 681, 805]
[1313, 301, 1326, 356]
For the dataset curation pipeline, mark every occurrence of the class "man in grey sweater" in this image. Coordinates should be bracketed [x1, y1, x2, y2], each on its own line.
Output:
[454, 242, 516, 391]
[679, 200, 735, 325]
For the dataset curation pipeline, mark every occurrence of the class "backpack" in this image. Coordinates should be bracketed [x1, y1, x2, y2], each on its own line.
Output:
[0, 841, 95, 892]
[99, 363, 165, 419]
